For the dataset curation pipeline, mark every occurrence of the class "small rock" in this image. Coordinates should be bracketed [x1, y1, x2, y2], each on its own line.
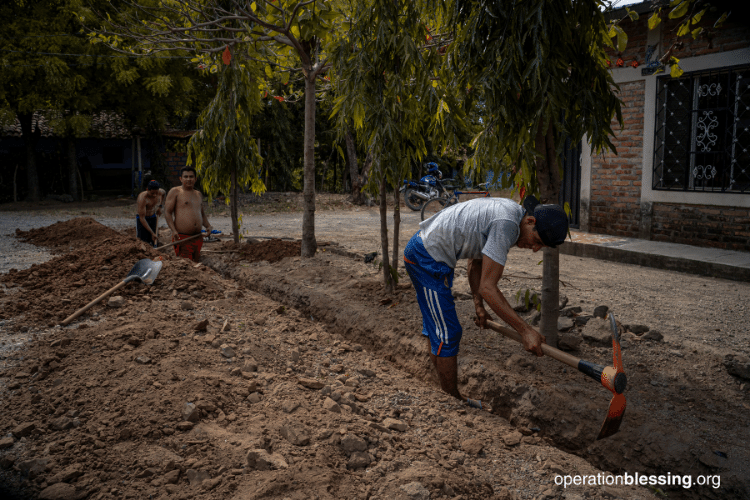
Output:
[347, 451, 371, 470]
[0, 437, 14, 449]
[561, 306, 583, 317]
[247, 393, 261, 404]
[175, 422, 194, 431]
[400, 481, 430, 500]
[558, 332, 582, 351]
[461, 438, 484, 455]
[49, 416, 73, 431]
[298, 378, 324, 390]
[280, 425, 310, 446]
[136, 467, 158, 478]
[581, 317, 612, 346]
[641, 330, 664, 342]
[163, 469, 180, 484]
[108, 296, 125, 308]
[383, 418, 408, 432]
[185, 469, 211, 487]
[50, 464, 83, 483]
[180, 301, 194, 311]
[341, 434, 368, 453]
[38, 482, 76, 500]
[557, 317, 575, 331]
[323, 397, 341, 413]
[502, 430, 523, 446]
[627, 324, 650, 335]
[242, 359, 258, 372]
[723, 354, 750, 380]
[593, 305, 609, 318]
[11, 422, 35, 438]
[182, 403, 200, 422]
[246, 449, 288, 470]
[135, 356, 151, 364]
[291, 349, 300, 362]
[220, 344, 236, 358]
[196, 400, 217, 412]
[194, 319, 209, 332]
[698, 451, 728, 469]
[282, 401, 300, 414]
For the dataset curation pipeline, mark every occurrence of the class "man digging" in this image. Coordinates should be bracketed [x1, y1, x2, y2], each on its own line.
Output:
[165, 167, 215, 262]
[403, 195, 569, 404]
[135, 180, 166, 247]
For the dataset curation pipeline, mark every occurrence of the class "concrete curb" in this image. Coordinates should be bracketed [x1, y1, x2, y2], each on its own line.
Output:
[560, 242, 750, 283]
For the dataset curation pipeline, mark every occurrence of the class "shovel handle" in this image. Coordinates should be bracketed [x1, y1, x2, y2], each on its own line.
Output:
[155, 233, 201, 251]
[60, 279, 131, 326]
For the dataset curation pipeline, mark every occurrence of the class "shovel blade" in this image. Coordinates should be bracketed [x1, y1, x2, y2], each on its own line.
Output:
[126, 259, 163, 285]
[596, 393, 626, 440]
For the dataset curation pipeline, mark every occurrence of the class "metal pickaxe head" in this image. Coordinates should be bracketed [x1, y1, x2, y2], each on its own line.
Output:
[596, 312, 627, 440]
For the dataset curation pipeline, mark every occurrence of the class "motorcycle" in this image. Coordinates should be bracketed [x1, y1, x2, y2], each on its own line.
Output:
[399, 163, 453, 211]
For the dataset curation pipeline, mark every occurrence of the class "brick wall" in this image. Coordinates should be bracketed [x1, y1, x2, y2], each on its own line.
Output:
[589, 80, 645, 237]
[163, 152, 187, 187]
[651, 203, 750, 252]
[664, 15, 750, 60]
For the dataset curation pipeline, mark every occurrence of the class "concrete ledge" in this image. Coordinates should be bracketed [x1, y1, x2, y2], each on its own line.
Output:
[560, 242, 750, 283]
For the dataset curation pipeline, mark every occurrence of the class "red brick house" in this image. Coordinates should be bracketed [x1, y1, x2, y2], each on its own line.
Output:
[579, 1, 750, 252]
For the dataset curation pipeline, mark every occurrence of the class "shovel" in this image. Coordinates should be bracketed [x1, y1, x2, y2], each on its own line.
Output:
[485, 312, 626, 440]
[60, 259, 163, 326]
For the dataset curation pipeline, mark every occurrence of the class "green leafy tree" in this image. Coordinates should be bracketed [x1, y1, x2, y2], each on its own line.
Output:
[187, 60, 265, 244]
[0, 0, 212, 201]
[331, 0, 467, 292]
[88, 0, 352, 257]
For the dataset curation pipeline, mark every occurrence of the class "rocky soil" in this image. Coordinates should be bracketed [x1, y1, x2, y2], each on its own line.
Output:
[0, 209, 749, 500]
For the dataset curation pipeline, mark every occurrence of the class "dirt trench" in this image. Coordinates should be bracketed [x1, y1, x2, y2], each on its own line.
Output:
[202, 246, 750, 500]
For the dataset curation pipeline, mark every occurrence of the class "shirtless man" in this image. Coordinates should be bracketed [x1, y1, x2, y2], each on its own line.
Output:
[164, 167, 215, 262]
[136, 180, 166, 246]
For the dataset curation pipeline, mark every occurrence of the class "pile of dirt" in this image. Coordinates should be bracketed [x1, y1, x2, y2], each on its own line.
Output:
[221, 239, 302, 263]
[14, 218, 124, 253]
[0, 218, 224, 327]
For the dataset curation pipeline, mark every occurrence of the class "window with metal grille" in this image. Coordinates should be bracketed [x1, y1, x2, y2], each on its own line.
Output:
[653, 64, 750, 193]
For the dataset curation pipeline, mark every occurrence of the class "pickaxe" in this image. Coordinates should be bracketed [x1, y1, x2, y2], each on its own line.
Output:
[485, 312, 626, 440]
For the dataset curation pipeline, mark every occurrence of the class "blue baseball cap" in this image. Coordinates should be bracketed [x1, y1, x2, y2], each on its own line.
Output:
[147, 180, 160, 190]
[523, 195, 569, 248]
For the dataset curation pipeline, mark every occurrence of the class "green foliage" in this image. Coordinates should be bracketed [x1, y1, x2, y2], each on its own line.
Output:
[187, 62, 265, 201]
[447, 0, 622, 197]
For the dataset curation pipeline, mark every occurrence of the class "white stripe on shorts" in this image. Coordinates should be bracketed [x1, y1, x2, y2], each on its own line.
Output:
[431, 289, 450, 344]
[424, 287, 444, 343]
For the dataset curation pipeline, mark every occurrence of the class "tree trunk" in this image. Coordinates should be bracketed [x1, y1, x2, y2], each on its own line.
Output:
[391, 186, 401, 284]
[534, 120, 563, 348]
[345, 128, 363, 204]
[66, 137, 81, 201]
[231, 164, 240, 244]
[379, 173, 393, 294]
[18, 113, 40, 202]
[301, 73, 317, 257]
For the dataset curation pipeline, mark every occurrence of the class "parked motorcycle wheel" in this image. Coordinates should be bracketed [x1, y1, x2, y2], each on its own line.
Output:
[421, 197, 452, 221]
[403, 189, 426, 211]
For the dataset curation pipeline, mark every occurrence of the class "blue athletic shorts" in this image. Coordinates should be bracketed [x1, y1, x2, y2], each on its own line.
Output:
[403, 231, 462, 357]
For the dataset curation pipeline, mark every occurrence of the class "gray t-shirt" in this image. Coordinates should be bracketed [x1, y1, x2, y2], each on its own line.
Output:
[419, 197, 525, 268]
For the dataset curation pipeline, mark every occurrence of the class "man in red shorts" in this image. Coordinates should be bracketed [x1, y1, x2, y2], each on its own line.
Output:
[164, 167, 215, 262]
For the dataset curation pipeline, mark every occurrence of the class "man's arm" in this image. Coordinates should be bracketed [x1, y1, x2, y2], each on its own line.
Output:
[475, 254, 545, 356]
[156, 189, 166, 217]
[136, 193, 157, 241]
[164, 187, 179, 239]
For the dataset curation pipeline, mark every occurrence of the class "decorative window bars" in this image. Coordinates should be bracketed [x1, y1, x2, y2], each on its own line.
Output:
[653, 64, 750, 193]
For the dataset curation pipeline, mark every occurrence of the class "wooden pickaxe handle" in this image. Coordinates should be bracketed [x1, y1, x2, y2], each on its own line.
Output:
[485, 320, 626, 394]
[155, 233, 201, 251]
